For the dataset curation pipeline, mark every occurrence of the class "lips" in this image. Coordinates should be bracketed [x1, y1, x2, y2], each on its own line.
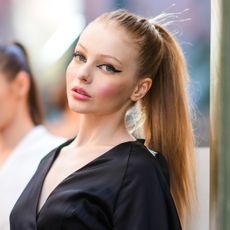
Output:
[71, 86, 91, 100]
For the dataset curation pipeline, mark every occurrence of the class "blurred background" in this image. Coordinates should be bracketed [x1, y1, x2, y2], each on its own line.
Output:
[0, 0, 210, 146]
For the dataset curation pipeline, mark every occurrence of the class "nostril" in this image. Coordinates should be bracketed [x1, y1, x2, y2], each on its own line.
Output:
[74, 64, 93, 83]
[76, 73, 92, 84]
[78, 76, 89, 82]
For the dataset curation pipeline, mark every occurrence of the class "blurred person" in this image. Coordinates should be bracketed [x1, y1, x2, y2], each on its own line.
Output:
[46, 76, 80, 139]
[11, 9, 196, 229]
[0, 42, 65, 230]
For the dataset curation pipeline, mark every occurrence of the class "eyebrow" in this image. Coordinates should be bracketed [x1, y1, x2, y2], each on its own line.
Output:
[77, 43, 122, 65]
[99, 54, 122, 65]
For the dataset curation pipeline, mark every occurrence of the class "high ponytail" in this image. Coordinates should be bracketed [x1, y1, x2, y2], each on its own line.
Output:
[142, 23, 196, 223]
[97, 9, 196, 225]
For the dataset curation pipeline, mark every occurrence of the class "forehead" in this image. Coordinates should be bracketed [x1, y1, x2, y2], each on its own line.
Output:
[77, 21, 138, 62]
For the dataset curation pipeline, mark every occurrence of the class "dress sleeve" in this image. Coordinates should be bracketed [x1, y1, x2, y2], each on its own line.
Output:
[113, 147, 182, 230]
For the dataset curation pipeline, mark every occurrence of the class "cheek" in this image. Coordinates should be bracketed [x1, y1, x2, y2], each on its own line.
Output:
[65, 65, 75, 88]
[97, 81, 130, 99]
[0, 86, 14, 102]
[0, 81, 18, 113]
[66, 64, 73, 80]
[0, 94, 17, 126]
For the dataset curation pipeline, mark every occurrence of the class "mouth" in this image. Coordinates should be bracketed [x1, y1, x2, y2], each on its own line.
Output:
[71, 86, 91, 99]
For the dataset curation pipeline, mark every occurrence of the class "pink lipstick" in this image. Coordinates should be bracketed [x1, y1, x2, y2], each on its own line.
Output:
[71, 86, 91, 101]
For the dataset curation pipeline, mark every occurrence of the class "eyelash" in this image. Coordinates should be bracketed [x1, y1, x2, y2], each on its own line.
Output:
[73, 52, 86, 62]
[73, 51, 122, 74]
[97, 64, 122, 73]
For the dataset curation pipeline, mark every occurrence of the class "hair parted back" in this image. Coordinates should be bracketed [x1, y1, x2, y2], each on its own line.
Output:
[96, 9, 196, 224]
[0, 42, 44, 125]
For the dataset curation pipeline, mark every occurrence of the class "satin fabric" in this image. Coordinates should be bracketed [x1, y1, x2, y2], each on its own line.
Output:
[10, 139, 181, 230]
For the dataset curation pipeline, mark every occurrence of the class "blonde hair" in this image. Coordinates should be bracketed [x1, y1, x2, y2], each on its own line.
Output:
[96, 9, 196, 224]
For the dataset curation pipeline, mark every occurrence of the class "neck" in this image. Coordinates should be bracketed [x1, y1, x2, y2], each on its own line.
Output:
[0, 105, 35, 166]
[72, 111, 135, 147]
[62, 108, 80, 135]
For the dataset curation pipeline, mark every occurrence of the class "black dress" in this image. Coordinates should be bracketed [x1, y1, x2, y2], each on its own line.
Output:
[10, 139, 182, 230]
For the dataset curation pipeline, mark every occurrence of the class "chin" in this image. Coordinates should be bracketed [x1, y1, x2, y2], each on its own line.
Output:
[68, 105, 90, 114]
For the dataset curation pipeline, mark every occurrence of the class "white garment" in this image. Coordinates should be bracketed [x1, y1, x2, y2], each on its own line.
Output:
[0, 125, 66, 230]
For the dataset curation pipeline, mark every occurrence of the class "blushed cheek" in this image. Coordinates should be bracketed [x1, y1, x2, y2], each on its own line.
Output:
[98, 83, 128, 98]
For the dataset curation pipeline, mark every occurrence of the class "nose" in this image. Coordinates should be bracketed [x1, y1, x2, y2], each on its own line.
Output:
[76, 63, 92, 83]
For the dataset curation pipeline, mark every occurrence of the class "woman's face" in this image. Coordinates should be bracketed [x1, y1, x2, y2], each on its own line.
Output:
[0, 73, 19, 131]
[66, 21, 140, 116]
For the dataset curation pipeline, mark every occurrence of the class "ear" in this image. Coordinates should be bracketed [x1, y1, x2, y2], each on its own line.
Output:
[13, 71, 30, 98]
[130, 77, 152, 102]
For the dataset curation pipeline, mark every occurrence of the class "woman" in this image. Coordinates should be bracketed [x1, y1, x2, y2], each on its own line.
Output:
[10, 9, 196, 229]
[0, 42, 65, 230]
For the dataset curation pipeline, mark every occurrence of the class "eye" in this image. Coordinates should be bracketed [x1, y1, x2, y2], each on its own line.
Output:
[73, 51, 86, 63]
[97, 64, 122, 74]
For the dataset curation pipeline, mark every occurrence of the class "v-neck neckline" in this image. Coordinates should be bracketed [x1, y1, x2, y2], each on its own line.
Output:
[36, 139, 141, 217]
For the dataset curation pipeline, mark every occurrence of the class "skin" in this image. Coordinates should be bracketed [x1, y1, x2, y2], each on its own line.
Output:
[0, 74, 19, 132]
[38, 21, 152, 210]
[66, 22, 139, 117]
[0, 71, 34, 166]
[65, 21, 152, 144]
